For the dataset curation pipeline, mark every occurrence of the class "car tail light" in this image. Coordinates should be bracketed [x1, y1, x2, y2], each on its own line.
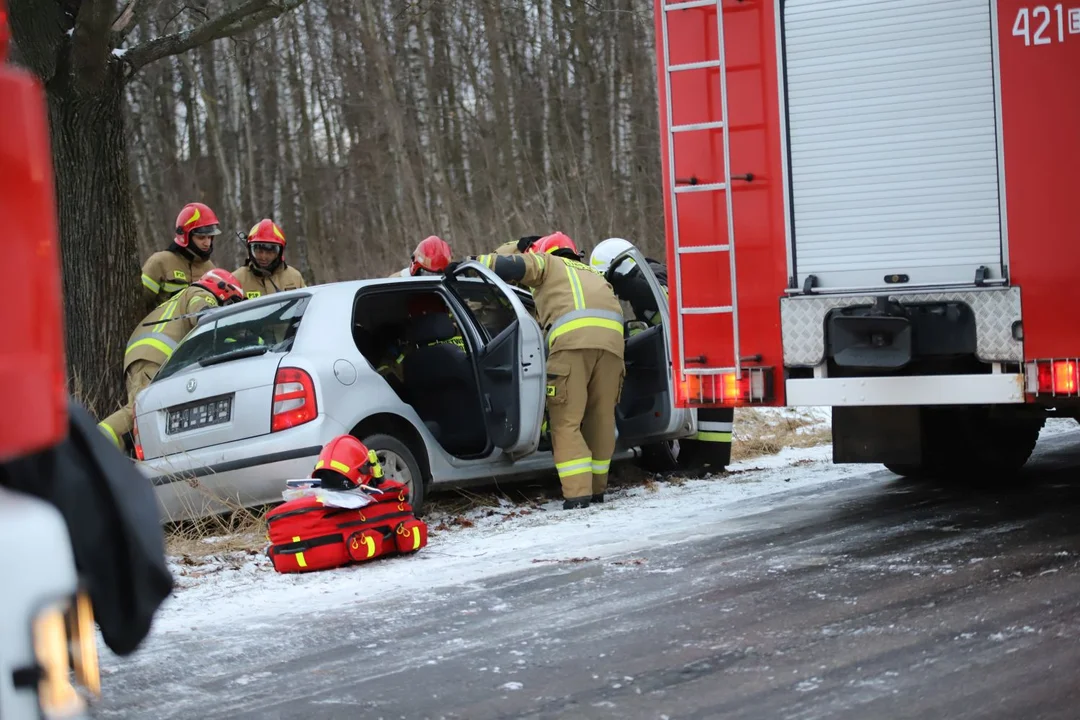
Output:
[677, 367, 774, 407]
[272, 367, 317, 432]
[132, 408, 144, 461]
[1027, 359, 1080, 396]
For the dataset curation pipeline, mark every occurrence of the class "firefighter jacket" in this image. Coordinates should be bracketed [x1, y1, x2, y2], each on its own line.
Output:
[609, 259, 669, 327]
[141, 249, 215, 305]
[493, 240, 521, 256]
[232, 263, 306, 299]
[478, 252, 624, 357]
[124, 285, 219, 371]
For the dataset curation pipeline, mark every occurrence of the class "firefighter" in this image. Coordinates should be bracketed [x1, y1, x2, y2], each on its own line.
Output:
[389, 235, 453, 277]
[493, 235, 542, 257]
[376, 295, 464, 390]
[590, 236, 734, 471]
[97, 269, 245, 452]
[311, 435, 384, 491]
[465, 232, 625, 509]
[141, 202, 220, 307]
[233, 219, 306, 298]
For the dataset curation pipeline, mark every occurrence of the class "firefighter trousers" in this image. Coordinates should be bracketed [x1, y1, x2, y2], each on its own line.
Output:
[545, 348, 626, 500]
[98, 359, 160, 450]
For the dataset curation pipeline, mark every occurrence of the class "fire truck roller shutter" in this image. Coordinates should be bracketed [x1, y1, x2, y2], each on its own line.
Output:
[782, 0, 1005, 291]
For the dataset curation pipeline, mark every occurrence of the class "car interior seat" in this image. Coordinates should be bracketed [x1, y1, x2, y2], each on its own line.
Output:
[401, 309, 488, 457]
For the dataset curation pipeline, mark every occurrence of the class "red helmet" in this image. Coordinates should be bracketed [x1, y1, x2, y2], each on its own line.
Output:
[311, 435, 383, 490]
[193, 268, 244, 305]
[410, 235, 452, 275]
[247, 218, 287, 272]
[247, 219, 286, 249]
[531, 232, 579, 257]
[174, 202, 221, 258]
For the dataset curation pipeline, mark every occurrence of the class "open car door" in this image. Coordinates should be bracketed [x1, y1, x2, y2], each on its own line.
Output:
[609, 248, 696, 446]
[445, 262, 546, 460]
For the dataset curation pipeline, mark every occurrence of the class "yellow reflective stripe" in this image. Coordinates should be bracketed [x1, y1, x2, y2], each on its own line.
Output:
[534, 254, 547, 273]
[125, 336, 174, 359]
[591, 459, 611, 474]
[564, 264, 586, 310]
[292, 536, 307, 568]
[556, 457, 592, 478]
[329, 459, 351, 474]
[477, 254, 495, 269]
[314, 459, 325, 470]
[548, 317, 624, 346]
[153, 298, 179, 333]
[693, 431, 732, 443]
[97, 422, 121, 448]
[162, 281, 187, 293]
[410, 526, 421, 550]
[141, 274, 161, 293]
[362, 535, 376, 557]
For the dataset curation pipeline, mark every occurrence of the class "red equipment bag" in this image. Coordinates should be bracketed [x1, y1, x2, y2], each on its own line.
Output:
[265, 480, 428, 574]
[394, 518, 429, 554]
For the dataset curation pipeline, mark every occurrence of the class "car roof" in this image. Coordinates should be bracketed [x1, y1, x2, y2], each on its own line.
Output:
[199, 271, 533, 325]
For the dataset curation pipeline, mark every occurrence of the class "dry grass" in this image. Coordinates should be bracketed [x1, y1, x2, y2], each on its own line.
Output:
[731, 407, 832, 462]
[163, 481, 270, 559]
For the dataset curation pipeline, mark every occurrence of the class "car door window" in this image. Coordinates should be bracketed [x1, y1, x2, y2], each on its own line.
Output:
[447, 268, 519, 342]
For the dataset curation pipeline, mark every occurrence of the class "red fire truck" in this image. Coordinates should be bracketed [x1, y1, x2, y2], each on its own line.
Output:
[654, 0, 1079, 475]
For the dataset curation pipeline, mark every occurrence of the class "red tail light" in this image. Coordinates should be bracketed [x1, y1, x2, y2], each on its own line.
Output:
[272, 367, 317, 432]
[1029, 359, 1080, 396]
[132, 407, 144, 461]
[677, 367, 775, 407]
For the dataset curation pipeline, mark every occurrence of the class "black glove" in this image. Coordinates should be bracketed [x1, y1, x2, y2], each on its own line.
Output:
[517, 235, 542, 252]
[443, 260, 463, 275]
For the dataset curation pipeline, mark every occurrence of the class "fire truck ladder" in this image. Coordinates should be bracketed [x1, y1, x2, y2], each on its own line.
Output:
[660, 0, 742, 382]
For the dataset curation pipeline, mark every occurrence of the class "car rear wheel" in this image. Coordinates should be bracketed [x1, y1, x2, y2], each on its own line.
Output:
[361, 433, 427, 514]
[639, 439, 681, 473]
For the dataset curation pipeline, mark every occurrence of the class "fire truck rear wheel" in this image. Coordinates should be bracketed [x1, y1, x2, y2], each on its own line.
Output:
[883, 463, 927, 478]
[893, 408, 1042, 480]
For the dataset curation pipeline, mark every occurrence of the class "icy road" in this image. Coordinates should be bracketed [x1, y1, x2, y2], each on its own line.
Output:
[98, 424, 1080, 719]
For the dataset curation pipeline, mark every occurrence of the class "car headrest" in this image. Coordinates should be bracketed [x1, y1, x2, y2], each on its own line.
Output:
[406, 311, 457, 346]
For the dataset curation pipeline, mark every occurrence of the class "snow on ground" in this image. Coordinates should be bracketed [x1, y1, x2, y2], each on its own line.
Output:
[125, 409, 1078, 644]
[147, 412, 842, 640]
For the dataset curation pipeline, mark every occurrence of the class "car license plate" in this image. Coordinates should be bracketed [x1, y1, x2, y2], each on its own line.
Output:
[166, 395, 233, 435]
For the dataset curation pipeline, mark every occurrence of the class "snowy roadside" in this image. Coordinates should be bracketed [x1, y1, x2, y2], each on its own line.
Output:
[148, 408, 837, 635]
[137, 410, 1078, 639]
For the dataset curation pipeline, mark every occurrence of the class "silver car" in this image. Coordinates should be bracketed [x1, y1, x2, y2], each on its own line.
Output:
[134, 254, 696, 521]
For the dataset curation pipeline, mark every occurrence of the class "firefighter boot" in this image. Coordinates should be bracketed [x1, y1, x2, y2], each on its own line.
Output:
[563, 497, 591, 510]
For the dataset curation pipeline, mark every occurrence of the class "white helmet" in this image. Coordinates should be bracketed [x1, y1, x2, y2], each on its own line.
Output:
[590, 237, 636, 276]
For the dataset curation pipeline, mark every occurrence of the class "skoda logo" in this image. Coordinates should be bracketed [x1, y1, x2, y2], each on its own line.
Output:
[186, 378, 198, 393]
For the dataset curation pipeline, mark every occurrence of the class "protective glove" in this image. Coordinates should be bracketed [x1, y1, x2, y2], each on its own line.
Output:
[517, 235, 542, 252]
[443, 260, 463, 275]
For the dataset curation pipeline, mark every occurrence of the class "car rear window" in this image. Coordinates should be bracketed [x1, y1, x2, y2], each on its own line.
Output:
[154, 295, 310, 382]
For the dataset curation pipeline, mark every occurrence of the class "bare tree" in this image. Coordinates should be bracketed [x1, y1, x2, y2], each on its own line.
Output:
[8, 0, 310, 416]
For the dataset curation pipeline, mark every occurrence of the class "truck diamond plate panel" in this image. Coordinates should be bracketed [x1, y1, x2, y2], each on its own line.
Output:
[781, 287, 1022, 366]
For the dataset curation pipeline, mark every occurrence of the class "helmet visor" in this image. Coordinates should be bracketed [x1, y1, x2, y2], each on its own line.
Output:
[191, 224, 221, 237]
[251, 242, 281, 254]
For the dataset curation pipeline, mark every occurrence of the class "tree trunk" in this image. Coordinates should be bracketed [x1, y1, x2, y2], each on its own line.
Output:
[46, 60, 142, 417]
